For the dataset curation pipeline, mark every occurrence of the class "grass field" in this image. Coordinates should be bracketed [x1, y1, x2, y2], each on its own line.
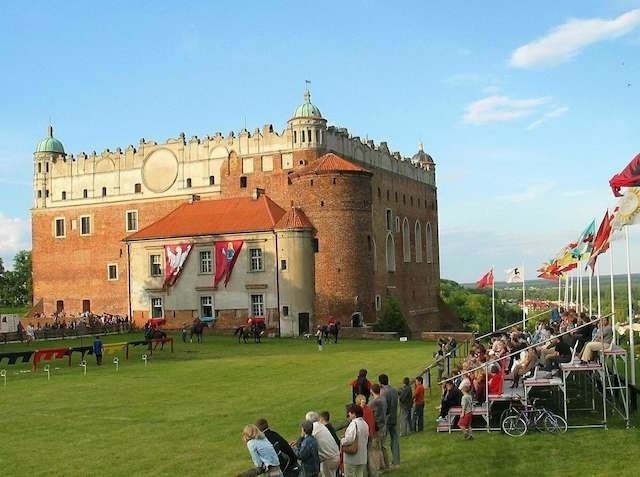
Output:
[1, 333, 639, 477]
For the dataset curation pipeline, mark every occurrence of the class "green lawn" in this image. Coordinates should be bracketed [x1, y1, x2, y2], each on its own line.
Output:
[0, 333, 638, 476]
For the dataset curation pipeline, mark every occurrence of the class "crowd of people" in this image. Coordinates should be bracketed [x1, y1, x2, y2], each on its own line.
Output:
[238, 370, 425, 477]
[17, 312, 131, 342]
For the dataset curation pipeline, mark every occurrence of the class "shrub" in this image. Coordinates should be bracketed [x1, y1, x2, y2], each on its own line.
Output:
[374, 297, 409, 335]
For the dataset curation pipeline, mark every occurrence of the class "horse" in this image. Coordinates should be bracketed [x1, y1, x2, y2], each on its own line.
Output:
[144, 327, 168, 349]
[190, 319, 208, 343]
[234, 322, 266, 344]
[321, 322, 340, 344]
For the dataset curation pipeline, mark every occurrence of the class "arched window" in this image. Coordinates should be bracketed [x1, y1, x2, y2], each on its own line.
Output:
[415, 221, 423, 263]
[426, 222, 433, 264]
[402, 218, 411, 262]
[385, 233, 396, 272]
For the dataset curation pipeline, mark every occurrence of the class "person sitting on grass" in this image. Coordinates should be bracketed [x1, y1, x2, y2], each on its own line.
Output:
[241, 424, 283, 477]
[291, 420, 320, 477]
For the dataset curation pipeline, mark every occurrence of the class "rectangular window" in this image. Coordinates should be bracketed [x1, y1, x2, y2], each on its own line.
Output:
[242, 157, 254, 174]
[282, 153, 293, 170]
[61, 191, 67, 200]
[83, 189, 88, 199]
[312, 238, 319, 253]
[107, 264, 118, 281]
[249, 248, 263, 272]
[54, 218, 65, 238]
[135, 183, 142, 193]
[102, 187, 107, 197]
[200, 296, 213, 319]
[150, 254, 162, 277]
[261, 155, 273, 172]
[186, 178, 192, 188]
[151, 297, 163, 318]
[209, 175, 215, 185]
[280, 259, 287, 271]
[126, 210, 138, 232]
[385, 209, 392, 231]
[240, 176, 247, 188]
[250, 294, 265, 317]
[282, 305, 289, 317]
[200, 250, 212, 273]
[80, 215, 91, 236]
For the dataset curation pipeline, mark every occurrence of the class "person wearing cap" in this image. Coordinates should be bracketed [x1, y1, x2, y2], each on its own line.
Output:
[241, 424, 283, 477]
[292, 420, 320, 477]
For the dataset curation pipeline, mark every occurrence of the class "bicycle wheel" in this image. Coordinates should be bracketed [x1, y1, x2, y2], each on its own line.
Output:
[543, 413, 568, 433]
[499, 406, 519, 425]
[502, 415, 527, 437]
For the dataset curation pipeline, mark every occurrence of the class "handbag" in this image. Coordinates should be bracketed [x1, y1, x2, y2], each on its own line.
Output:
[341, 424, 359, 454]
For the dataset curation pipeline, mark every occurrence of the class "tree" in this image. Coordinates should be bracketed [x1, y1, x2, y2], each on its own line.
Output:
[0, 250, 32, 307]
[374, 297, 409, 335]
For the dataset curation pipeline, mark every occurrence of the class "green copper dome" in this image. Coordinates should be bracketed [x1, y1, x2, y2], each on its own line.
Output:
[292, 90, 322, 119]
[35, 126, 65, 154]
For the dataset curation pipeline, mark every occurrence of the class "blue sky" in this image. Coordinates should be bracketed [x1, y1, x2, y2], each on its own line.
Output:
[1, 1, 639, 282]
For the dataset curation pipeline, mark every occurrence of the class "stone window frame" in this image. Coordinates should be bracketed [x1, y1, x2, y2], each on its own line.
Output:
[385, 232, 396, 272]
[375, 295, 382, 311]
[415, 220, 423, 263]
[248, 247, 264, 272]
[149, 253, 163, 277]
[395, 216, 401, 233]
[402, 218, 411, 263]
[249, 293, 265, 317]
[53, 217, 66, 238]
[426, 222, 433, 264]
[79, 215, 92, 236]
[125, 210, 139, 232]
[385, 208, 393, 231]
[150, 296, 164, 319]
[199, 249, 213, 274]
[107, 263, 118, 281]
[200, 295, 213, 320]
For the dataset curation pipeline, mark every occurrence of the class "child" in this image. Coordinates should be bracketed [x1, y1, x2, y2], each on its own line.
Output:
[459, 383, 473, 440]
[315, 326, 323, 352]
[181, 323, 188, 343]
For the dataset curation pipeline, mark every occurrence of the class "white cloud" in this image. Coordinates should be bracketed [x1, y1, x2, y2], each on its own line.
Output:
[497, 181, 556, 203]
[0, 214, 30, 268]
[526, 106, 569, 130]
[463, 95, 551, 125]
[510, 9, 640, 69]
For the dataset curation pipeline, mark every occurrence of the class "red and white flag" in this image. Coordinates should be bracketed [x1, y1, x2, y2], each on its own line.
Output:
[164, 243, 192, 288]
[476, 269, 494, 289]
[214, 240, 244, 287]
[587, 210, 614, 273]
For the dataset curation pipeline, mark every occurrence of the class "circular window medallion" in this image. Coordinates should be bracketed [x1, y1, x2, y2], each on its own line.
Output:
[142, 149, 179, 193]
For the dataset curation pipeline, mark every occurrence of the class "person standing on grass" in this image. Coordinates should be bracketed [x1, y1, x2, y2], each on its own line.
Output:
[256, 418, 299, 476]
[355, 394, 378, 477]
[292, 420, 320, 477]
[242, 424, 284, 477]
[378, 374, 399, 468]
[341, 404, 369, 477]
[412, 376, 425, 432]
[351, 368, 372, 404]
[315, 326, 323, 352]
[459, 383, 473, 440]
[398, 377, 412, 436]
[181, 323, 188, 343]
[304, 411, 339, 477]
[369, 384, 387, 475]
[318, 412, 340, 448]
[93, 336, 103, 365]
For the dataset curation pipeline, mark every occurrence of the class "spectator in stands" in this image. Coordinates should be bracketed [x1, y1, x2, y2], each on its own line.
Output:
[544, 337, 572, 372]
[341, 404, 369, 477]
[318, 412, 340, 448]
[412, 376, 425, 432]
[256, 418, 299, 476]
[291, 420, 320, 477]
[437, 380, 462, 422]
[369, 384, 387, 475]
[304, 411, 339, 477]
[510, 349, 535, 388]
[26, 324, 35, 343]
[473, 368, 486, 404]
[93, 336, 103, 365]
[378, 374, 399, 467]
[487, 363, 504, 395]
[398, 377, 412, 436]
[580, 317, 612, 363]
[351, 369, 372, 403]
[241, 424, 283, 477]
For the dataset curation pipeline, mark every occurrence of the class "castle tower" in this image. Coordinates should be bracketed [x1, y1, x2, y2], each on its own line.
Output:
[289, 153, 374, 326]
[288, 88, 327, 151]
[33, 125, 66, 209]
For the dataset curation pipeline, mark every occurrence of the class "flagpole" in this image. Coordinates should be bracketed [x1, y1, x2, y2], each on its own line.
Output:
[564, 274, 569, 309]
[521, 265, 526, 330]
[588, 265, 593, 316]
[579, 261, 583, 313]
[557, 276, 561, 304]
[610, 238, 616, 345]
[596, 261, 602, 319]
[624, 226, 635, 386]
[491, 266, 496, 333]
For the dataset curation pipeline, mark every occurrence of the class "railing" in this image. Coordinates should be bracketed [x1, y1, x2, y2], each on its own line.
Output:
[476, 309, 552, 342]
[1, 323, 133, 345]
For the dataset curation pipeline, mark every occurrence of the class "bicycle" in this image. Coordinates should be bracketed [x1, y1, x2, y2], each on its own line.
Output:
[501, 398, 568, 437]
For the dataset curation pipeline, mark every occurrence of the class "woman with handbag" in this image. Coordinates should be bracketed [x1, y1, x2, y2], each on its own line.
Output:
[340, 404, 369, 477]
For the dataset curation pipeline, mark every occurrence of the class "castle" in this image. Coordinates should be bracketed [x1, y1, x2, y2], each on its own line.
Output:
[31, 89, 459, 335]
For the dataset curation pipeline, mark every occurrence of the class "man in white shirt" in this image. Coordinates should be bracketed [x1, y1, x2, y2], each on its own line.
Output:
[305, 411, 340, 477]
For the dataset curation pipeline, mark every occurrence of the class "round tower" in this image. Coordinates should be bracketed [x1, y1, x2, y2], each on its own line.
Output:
[288, 88, 327, 150]
[289, 153, 374, 326]
[34, 125, 65, 208]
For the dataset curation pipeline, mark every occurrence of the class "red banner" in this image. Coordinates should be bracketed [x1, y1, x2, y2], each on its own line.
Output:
[214, 240, 244, 287]
[164, 243, 192, 288]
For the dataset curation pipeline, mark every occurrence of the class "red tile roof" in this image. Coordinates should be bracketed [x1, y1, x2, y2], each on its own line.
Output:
[126, 195, 286, 241]
[291, 152, 371, 177]
[274, 207, 314, 230]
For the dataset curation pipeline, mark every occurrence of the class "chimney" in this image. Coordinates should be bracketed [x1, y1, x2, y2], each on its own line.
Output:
[252, 188, 265, 200]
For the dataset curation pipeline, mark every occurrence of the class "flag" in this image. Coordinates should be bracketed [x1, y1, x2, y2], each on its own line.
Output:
[570, 220, 595, 260]
[505, 267, 523, 283]
[214, 240, 244, 287]
[163, 243, 192, 288]
[587, 211, 613, 272]
[610, 152, 640, 197]
[476, 269, 494, 288]
[611, 188, 640, 232]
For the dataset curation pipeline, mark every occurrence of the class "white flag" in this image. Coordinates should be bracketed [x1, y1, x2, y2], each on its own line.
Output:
[505, 267, 523, 283]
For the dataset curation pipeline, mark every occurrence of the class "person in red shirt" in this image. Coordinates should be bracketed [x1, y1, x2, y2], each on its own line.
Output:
[412, 376, 425, 432]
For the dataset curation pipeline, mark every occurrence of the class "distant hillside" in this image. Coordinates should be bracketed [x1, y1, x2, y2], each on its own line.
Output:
[457, 273, 640, 290]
